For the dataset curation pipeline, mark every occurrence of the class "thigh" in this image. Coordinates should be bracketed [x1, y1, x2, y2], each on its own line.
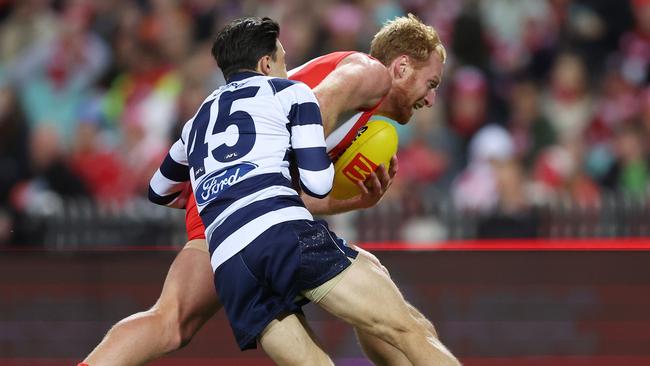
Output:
[316, 254, 413, 334]
[349, 244, 389, 275]
[157, 241, 221, 322]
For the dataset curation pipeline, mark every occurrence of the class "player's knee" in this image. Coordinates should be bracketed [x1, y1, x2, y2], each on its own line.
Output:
[406, 302, 438, 338]
[357, 332, 409, 366]
[147, 302, 188, 352]
[366, 316, 417, 348]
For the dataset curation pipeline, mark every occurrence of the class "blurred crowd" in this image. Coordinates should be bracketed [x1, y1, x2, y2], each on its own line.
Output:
[0, 0, 649, 244]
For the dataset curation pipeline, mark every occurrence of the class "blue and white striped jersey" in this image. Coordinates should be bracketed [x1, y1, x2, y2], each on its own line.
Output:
[149, 71, 334, 270]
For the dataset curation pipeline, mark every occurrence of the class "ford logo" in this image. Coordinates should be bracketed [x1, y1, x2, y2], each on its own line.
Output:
[195, 162, 257, 206]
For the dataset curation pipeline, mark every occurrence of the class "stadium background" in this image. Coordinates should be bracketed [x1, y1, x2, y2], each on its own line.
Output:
[1, 0, 650, 365]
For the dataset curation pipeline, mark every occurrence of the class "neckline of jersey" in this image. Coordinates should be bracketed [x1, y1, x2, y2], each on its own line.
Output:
[227, 71, 263, 83]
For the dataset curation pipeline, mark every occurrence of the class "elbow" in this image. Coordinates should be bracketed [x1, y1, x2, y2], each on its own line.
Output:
[300, 165, 334, 198]
[148, 186, 179, 206]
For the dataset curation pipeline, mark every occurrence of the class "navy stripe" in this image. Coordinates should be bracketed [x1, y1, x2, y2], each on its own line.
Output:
[294, 146, 331, 171]
[199, 173, 293, 223]
[287, 102, 322, 127]
[268, 78, 297, 94]
[160, 153, 189, 182]
[228, 71, 262, 83]
[148, 186, 181, 206]
[283, 148, 294, 162]
[205, 194, 305, 253]
[301, 182, 330, 199]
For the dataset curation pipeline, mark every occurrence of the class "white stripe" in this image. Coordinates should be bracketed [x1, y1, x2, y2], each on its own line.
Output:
[169, 139, 188, 165]
[150, 169, 186, 196]
[291, 125, 326, 149]
[210, 206, 313, 270]
[277, 83, 319, 105]
[298, 166, 334, 196]
[204, 185, 299, 239]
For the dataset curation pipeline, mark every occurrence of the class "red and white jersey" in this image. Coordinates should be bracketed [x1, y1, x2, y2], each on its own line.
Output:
[289, 51, 382, 161]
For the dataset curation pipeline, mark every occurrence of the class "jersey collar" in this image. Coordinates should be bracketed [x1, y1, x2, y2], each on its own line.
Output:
[227, 71, 263, 83]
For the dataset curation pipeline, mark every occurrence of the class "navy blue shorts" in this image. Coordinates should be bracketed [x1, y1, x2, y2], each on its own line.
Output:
[214, 219, 358, 350]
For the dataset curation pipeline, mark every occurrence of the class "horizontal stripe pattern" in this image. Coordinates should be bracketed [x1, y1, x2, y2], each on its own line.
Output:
[204, 186, 300, 239]
[148, 186, 182, 206]
[210, 206, 313, 270]
[287, 102, 322, 127]
[298, 166, 333, 198]
[268, 78, 296, 94]
[294, 146, 331, 172]
[290, 125, 327, 149]
[148, 139, 189, 208]
[148, 168, 189, 208]
[207, 194, 305, 253]
[159, 153, 189, 182]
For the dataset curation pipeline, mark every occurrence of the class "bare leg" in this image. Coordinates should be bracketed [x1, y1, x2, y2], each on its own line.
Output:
[83, 241, 219, 366]
[351, 245, 441, 365]
[259, 313, 334, 366]
[316, 255, 460, 366]
[356, 302, 439, 366]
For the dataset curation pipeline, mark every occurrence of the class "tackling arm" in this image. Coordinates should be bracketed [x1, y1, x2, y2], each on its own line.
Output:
[286, 82, 334, 198]
[148, 139, 191, 209]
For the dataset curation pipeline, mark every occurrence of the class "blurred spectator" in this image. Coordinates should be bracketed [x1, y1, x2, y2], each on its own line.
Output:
[618, 0, 650, 86]
[565, 0, 633, 77]
[0, 88, 29, 206]
[451, 3, 489, 71]
[11, 124, 89, 216]
[641, 88, 650, 143]
[0, 0, 58, 65]
[69, 117, 133, 205]
[2, 1, 110, 144]
[541, 53, 594, 142]
[533, 138, 601, 207]
[478, 0, 557, 75]
[600, 125, 650, 198]
[0, 87, 29, 246]
[477, 159, 538, 238]
[453, 124, 516, 213]
[507, 78, 556, 168]
[447, 66, 489, 170]
[322, 1, 366, 52]
[455, 124, 538, 238]
[102, 36, 181, 194]
[588, 61, 641, 144]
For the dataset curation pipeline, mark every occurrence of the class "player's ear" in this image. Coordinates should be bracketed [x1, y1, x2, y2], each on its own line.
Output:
[258, 55, 272, 76]
[393, 55, 410, 80]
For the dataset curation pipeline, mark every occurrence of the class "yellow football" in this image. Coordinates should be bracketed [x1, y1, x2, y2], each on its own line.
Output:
[331, 118, 398, 199]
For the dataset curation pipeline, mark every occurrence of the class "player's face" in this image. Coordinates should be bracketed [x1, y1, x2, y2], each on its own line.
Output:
[393, 52, 444, 123]
[268, 40, 288, 78]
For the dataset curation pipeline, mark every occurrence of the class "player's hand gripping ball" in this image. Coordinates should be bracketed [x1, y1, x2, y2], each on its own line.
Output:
[331, 119, 398, 199]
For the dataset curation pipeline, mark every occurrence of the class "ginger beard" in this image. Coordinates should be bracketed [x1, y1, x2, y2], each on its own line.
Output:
[382, 71, 428, 124]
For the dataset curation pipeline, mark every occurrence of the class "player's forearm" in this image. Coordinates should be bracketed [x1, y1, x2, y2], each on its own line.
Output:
[302, 193, 366, 215]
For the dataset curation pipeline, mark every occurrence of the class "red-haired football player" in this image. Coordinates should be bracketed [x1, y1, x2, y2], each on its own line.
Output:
[82, 13, 451, 366]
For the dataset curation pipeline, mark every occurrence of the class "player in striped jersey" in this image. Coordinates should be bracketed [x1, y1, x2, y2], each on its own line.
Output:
[82, 14, 457, 366]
